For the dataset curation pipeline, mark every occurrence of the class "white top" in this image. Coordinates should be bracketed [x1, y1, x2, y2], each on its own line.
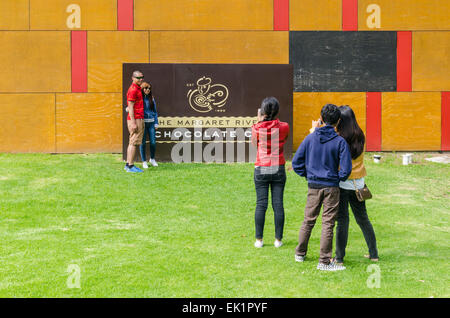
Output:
[339, 177, 365, 190]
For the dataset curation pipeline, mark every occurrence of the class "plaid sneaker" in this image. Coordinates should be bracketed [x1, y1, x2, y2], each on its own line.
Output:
[317, 262, 346, 271]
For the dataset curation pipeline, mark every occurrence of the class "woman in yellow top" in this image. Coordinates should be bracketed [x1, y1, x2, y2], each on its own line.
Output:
[333, 105, 379, 264]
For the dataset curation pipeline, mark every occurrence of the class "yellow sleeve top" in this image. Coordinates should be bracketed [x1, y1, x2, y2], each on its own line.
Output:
[348, 152, 367, 180]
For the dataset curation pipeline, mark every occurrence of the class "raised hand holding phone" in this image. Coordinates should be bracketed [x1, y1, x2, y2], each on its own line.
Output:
[257, 108, 265, 122]
[310, 118, 322, 134]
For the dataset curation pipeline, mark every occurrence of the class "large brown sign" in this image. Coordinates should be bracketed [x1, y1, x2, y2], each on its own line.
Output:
[122, 64, 293, 162]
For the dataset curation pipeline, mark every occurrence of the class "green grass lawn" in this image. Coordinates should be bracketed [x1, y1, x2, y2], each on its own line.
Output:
[0, 152, 448, 297]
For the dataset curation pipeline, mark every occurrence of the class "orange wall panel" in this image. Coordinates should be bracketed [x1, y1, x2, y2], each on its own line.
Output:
[290, 0, 342, 30]
[0, 0, 29, 30]
[382, 93, 441, 151]
[30, 0, 116, 30]
[358, 0, 450, 30]
[0, 94, 55, 152]
[0, 31, 71, 93]
[56, 93, 122, 152]
[293, 93, 366, 150]
[88, 31, 149, 93]
[413, 32, 450, 92]
[150, 31, 289, 64]
[135, 0, 273, 30]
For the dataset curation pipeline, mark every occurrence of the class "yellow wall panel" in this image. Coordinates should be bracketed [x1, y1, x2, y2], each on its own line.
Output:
[150, 31, 289, 64]
[0, 0, 29, 30]
[293, 93, 366, 150]
[413, 32, 450, 92]
[30, 0, 116, 30]
[56, 93, 122, 152]
[290, 0, 341, 30]
[135, 0, 272, 30]
[0, 32, 71, 93]
[88, 31, 149, 93]
[382, 93, 441, 151]
[358, 0, 450, 30]
[0, 94, 55, 152]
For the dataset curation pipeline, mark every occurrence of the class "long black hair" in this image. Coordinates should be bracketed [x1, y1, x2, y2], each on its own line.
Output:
[142, 83, 156, 112]
[336, 105, 365, 159]
[260, 97, 280, 121]
[148, 91, 156, 112]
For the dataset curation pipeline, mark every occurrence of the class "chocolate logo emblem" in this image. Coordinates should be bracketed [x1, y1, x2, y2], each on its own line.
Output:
[187, 76, 229, 113]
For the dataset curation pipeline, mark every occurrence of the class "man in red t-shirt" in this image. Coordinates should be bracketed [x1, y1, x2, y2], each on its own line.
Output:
[125, 70, 145, 173]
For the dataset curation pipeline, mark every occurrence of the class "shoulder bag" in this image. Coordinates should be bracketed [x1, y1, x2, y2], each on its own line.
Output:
[352, 180, 372, 202]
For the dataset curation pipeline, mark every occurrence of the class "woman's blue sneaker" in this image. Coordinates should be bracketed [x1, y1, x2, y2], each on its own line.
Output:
[129, 166, 143, 173]
[124, 165, 143, 173]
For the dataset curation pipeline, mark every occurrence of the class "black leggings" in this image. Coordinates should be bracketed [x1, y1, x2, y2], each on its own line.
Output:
[254, 166, 286, 240]
[335, 188, 378, 262]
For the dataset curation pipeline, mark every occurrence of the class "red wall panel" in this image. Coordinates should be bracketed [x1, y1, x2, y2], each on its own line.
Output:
[342, 0, 358, 31]
[274, 0, 289, 31]
[366, 92, 382, 151]
[71, 31, 87, 93]
[442, 92, 450, 151]
[118, 0, 134, 30]
[397, 31, 412, 92]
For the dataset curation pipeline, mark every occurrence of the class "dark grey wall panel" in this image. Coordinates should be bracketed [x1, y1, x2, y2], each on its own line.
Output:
[290, 31, 397, 92]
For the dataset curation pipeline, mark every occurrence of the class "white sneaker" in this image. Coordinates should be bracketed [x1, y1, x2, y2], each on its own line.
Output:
[254, 240, 263, 248]
[274, 239, 283, 248]
[150, 159, 158, 167]
[142, 161, 149, 169]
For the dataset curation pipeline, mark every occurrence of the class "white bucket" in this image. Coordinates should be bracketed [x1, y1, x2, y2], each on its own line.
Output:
[373, 155, 381, 163]
[402, 153, 413, 165]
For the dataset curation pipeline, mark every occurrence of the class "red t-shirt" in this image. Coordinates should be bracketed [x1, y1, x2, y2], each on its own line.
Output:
[252, 119, 290, 166]
[126, 83, 144, 120]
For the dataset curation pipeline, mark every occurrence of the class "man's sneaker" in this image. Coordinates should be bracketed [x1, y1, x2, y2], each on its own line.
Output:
[129, 166, 143, 173]
[317, 262, 346, 271]
[150, 159, 158, 167]
[142, 161, 149, 169]
[295, 255, 305, 262]
[274, 239, 283, 248]
[254, 240, 263, 248]
[124, 165, 131, 172]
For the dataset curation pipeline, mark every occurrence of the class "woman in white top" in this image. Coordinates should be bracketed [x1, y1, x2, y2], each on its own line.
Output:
[333, 105, 379, 265]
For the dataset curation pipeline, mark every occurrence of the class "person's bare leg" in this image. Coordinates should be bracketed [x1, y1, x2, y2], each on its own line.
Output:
[127, 144, 136, 165]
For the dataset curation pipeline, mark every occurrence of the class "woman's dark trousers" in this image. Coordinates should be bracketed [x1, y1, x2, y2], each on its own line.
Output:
[335, 188, 378, 262]
[254, 166, 286, 240]
[139, 122, 156, 161]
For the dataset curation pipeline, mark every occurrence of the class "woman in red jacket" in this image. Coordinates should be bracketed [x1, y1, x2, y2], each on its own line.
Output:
[251, 97, 290, 248]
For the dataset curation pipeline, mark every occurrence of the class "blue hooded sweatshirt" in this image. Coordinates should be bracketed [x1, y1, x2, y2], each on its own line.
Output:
[292, 125, 352, 187]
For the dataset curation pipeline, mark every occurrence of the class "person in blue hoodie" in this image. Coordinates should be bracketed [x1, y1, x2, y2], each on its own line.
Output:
[139, 82, 159, 168]
[292, 104, 352, 271]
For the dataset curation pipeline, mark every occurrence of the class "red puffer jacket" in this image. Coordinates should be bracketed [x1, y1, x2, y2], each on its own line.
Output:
[251, 119, 289, 167]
